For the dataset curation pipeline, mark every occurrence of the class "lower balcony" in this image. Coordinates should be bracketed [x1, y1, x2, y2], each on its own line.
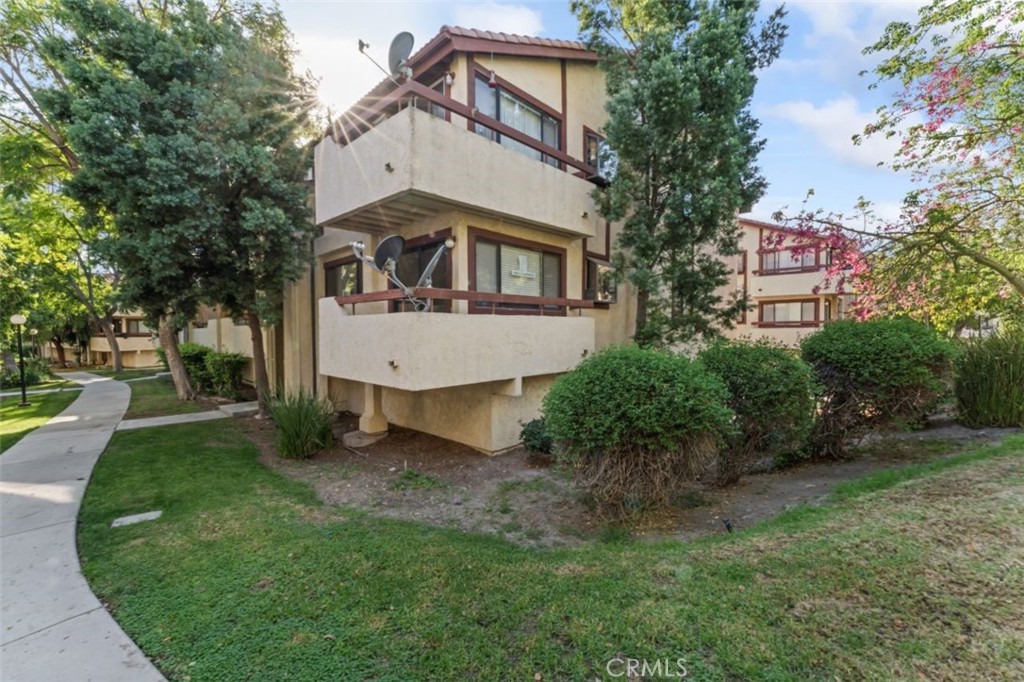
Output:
[318, 289, 595, 392]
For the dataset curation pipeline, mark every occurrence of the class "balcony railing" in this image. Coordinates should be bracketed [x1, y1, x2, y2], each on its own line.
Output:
[329, 80, 597, 179]
[334, 288, 594, 316]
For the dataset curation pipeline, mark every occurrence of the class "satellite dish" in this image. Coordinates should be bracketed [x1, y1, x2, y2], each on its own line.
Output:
[373, 234, 406, 273]
[388, 32, 415, 77]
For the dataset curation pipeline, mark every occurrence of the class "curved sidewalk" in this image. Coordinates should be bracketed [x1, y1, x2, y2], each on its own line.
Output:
[0, 373, 165, 681]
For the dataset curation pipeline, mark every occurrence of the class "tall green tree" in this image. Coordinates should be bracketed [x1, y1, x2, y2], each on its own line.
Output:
[40, 0, 317, 406]
[573, 0, 786, 346]
[1, 0, 125, 369]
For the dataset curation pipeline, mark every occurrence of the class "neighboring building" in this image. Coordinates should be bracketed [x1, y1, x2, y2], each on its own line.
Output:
[722, 217, 857, 347]
[88, 312, 160, 367]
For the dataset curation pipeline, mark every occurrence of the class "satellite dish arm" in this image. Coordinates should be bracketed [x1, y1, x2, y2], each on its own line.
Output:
[415, 243, 448, 288]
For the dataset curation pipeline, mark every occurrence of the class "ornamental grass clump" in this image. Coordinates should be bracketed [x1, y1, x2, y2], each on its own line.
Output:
[801, 318, 955, 458]
[269, 391, 334, 460]
[955, 333, 1024, 428]
[542, 345, 733, 517]
[699, 339, 814, 484]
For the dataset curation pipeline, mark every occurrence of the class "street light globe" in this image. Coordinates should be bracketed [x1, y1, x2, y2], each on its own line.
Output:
[9, 314, 26, 325]
[29, 328, 39, 337]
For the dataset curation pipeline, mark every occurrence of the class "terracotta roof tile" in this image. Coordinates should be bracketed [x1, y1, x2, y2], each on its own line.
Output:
[442, 25, 589, 52]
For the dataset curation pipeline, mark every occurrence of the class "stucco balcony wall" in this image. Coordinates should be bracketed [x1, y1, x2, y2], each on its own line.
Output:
[314, 107, 596, 239]
[751, 269, 832, 298]
[318, 298, 594, 392]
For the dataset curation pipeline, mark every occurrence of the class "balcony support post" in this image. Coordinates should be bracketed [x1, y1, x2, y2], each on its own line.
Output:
[359, 382, 388, 434]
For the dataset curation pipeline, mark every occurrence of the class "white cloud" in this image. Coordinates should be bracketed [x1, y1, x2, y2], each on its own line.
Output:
[764, 95, 913, 170]
[453, 2, 543, 35]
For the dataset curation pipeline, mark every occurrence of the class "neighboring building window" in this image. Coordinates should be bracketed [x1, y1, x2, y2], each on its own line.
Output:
[760, 248, 817, 272]
[474, 74, 560, 166]
[126, 319, 151, 335]
[737, 250, 747, 274]
[824, 299, 832, 321]
[760, 300, 818, 325]
[325, 259, 361, 298]
[474, 238, 561, 306]
[585, 258, 617, 303]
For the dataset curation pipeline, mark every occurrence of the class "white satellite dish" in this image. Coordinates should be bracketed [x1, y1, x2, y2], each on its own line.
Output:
[388, 32, 415, 78]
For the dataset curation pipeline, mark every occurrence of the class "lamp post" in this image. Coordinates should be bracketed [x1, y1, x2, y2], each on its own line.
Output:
[9, 314, 30, 407]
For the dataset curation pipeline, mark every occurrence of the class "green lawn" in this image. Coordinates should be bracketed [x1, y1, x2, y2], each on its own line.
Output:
[124, 376, 204, 420]
[0, 390, 81, 453]
[78, 424, 1024, 681]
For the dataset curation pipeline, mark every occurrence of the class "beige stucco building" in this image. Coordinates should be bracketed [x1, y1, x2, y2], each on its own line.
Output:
[721, 217, 857, 347]
[190, 26, 845, 454]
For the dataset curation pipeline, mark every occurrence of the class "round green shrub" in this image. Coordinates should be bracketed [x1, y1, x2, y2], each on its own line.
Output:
[519, 417, 553, 455]
[543, 345, 733, 516]
[800, 318, 955, 457]
[955, 333, 1024, 427]
[698, 339, 814, 484]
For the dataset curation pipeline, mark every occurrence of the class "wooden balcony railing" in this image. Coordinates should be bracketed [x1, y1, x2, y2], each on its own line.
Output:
[334, 288, 594, 316]
[328, 80, 597, 178]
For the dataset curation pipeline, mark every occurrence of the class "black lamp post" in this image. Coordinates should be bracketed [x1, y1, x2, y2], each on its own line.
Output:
[10, 314, 30, 407]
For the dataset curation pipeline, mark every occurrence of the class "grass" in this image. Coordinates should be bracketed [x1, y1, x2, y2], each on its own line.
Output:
[0, 377, 76, 392]
[0, 390, 81, 453]
[79, 425, 1024, 681]
[391, 468, 447, 491]
[124, 376, 204, 420]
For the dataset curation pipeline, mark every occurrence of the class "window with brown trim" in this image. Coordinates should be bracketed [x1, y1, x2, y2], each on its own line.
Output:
[324, 258, 361, 298]
[583, 127, 617, 181]
[469, 229, 565, 312]
[125, 319, 152, 336]
[759, 300, 819, 326]
[738, 250, 747, 274]
[760, 248, 818, 273]
[473, 73, 560, 166]
[585, 258, 617, 303]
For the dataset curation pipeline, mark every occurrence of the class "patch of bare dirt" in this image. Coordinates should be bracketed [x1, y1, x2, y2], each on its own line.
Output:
[242, 411, 1019, 548]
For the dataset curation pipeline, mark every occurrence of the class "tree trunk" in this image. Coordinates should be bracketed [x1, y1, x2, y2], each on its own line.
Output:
[159, 314, 194, 400]
[97, 316, 123, 371]
[52, 337, 68, 368]
[246, 311, 271, 418]
[633, 288, 650, 347]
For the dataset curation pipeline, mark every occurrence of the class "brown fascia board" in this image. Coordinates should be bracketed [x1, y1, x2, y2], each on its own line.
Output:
[323, 26, 598, 138]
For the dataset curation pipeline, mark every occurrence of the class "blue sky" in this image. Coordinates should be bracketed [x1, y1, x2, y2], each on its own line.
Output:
[279, 0, 925, 223]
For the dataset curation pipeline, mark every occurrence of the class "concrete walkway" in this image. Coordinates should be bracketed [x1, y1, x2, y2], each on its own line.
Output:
[0, 373, 165, 681]
[0, 386, 83, 399]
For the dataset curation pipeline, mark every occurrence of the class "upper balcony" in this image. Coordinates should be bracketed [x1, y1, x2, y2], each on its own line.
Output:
[314, 82, 599, 239]
[318, 289, 595, 392]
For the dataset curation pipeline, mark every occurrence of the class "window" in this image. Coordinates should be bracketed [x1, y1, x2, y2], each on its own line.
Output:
[824, 299, 832, 321]
[737, 250, 747, 274]
[473, 237, 562, 310]
[584, 130, 617, 181]
[325, 259, 361, 298]
[760, 248, 817, 273]
[126, 319, 151, 335]
[585, 258, 617, 303]
[759, 300, 818, 325]
[474, 74, 560, 166]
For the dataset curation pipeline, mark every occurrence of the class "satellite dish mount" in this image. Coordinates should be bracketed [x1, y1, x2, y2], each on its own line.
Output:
[357, 32, 414, 85]
[350, 234, 452, 312]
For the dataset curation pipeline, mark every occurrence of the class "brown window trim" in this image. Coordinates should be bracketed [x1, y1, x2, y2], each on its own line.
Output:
[467, 226, 567, 316]
[756, 298, 821, 328]
[324, 255, 362, 298]
[471, 65, 562, 120]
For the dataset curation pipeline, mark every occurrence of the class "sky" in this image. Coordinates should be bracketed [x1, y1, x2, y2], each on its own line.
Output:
[278, 0, 926, 223]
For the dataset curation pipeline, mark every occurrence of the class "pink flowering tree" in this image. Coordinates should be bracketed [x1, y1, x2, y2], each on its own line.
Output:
[775, 0, 1024, 331]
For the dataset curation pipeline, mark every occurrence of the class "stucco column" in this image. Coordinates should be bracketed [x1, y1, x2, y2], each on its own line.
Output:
[359, 383, 388, 434]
